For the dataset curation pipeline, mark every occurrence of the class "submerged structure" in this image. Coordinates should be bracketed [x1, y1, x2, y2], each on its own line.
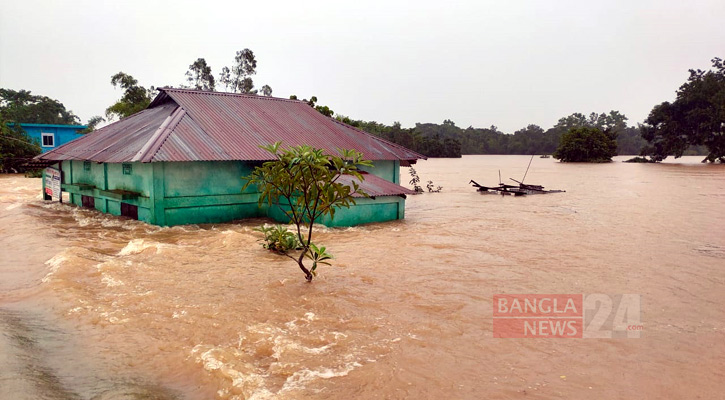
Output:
[34, 88, 425, 227]
[469, 156, 565, 196]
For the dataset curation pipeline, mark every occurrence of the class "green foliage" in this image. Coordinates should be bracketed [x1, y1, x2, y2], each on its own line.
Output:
[105, 72, 154, 121]
[407, 167, 442, 192]
[290, 95, 335, 117]
[553, 127, 618, 162]
[331, 110, 648, 159]
[0, 88, 75, 171]
[79, 115, 105, 134]
[426, 181, 442, 193]
[305, 243, 333, 277]
[408, 167, 423, 193]
[219, 49, 257, 93]
[214, 49, 274, 95]
[185, 58, 215, 91]
[243, 143, 372, 281]
[24, 169, 43, 178]
[0, 120, 41, 172]
[0, 88, 79, 124]
[336, 117, 462, 158]
[253, 225, 301, 253]
[624, 156, 655, 163]
[641, 57, 725, 162]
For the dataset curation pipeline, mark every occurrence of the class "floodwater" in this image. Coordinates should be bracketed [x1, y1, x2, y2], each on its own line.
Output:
[1, 155, 724, 399]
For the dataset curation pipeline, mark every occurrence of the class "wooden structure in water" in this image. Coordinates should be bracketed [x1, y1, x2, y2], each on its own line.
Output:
[469, 156, 565, 196]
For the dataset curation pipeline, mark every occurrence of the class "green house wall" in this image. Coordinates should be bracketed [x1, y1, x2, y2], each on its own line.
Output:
[55, 159, 406, 227]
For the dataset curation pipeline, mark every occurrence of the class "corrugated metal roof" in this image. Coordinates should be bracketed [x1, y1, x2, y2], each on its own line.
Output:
[338, 172, 417, 198]
[37, 102, 180, 162]
[37, 88, 426, 163]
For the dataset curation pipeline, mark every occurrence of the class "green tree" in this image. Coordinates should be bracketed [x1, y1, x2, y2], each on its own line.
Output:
[0, 119, 41, 172]
[290, 95, 335, 117]
[553, 126, 617, 162]
[641, 57, 725, 162]
[0, 88, 79, 124]
[0, 88, 77, 171]
[105, 72, 154, 121]
[260, 84, 273, 97]
[617, 125, 647, 155]
[79, 115, 105, 134]
[185, 58, 215, 91]
[243, 142, 371, 282]
[219, 49, 257, 93]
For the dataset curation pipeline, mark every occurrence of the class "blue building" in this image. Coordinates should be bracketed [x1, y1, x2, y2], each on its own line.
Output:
[19, 123, 87, 153]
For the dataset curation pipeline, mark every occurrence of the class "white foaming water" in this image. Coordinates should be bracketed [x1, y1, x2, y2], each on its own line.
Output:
[117, 239, 173, 256]
[101, 274, 124, 287]
[187, 310, 383, 400]
[282, 361, 362, 389]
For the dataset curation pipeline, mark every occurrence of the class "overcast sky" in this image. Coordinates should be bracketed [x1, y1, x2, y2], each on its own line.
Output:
[1, 0, 723, 133]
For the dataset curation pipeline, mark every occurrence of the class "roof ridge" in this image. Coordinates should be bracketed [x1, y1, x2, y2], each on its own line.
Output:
[160, 87, 305, 104]
[132, 106, 187, 162]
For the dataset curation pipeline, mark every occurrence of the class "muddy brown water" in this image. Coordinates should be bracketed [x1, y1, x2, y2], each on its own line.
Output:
[1, 155, 724, 399]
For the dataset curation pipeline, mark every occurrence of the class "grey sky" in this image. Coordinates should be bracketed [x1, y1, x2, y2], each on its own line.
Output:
[1, 0, 723, 133]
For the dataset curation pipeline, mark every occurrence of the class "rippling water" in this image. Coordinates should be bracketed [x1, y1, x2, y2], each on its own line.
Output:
[1, 155, 724, 399]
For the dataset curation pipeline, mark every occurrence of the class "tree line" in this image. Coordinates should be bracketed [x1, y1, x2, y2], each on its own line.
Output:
[336, 112, 648, 159]
[100, 52, 722, 163]
[3, 53, 722, 170]
[640, 57, 724, 163]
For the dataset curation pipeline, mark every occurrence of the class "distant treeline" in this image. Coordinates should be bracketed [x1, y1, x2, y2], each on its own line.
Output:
[337, 112, 660, 158]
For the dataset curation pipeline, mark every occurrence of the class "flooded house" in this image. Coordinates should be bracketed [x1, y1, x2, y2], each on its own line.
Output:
[33, 88, 425, 227]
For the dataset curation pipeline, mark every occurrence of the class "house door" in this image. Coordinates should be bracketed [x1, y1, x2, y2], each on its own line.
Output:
[81, 195, 95, 208]
[120, 203, 138, 220]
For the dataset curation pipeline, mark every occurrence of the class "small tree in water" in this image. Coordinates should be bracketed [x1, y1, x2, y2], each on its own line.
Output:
[408, 167, 442, 193]
[243, 142, 371, 281]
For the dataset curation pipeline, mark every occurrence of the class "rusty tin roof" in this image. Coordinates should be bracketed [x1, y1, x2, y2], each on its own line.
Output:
[339, 172, 417, 198]
[37, 88, 426, 163]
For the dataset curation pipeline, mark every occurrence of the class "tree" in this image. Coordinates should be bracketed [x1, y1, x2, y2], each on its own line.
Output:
[79, 115, 105, 134]
[553, 127, 617, 162]
[105, 72, 154, 121]
[290, 95, 335, 117]
[243, 142, 372, 282]
[0, 88, 76, 171]
[260, 85, 273, 97]
[0, 88, 79, 124]
[641, 57, 725, 162]
[0, 119, 41, 172]
[219, 49, 257, 93]
[617, 125, 647, 155]
[185, 58, 215, 91]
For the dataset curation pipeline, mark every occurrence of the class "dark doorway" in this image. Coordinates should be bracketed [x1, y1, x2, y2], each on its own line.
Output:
[81, 195, 95, 208]
[120, 203, 138, 220]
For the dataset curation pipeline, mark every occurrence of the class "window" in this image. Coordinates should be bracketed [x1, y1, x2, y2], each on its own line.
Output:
[122, 163, 132, 175]
[83, 161, 91, 171]
[41, 132, 55, 147]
